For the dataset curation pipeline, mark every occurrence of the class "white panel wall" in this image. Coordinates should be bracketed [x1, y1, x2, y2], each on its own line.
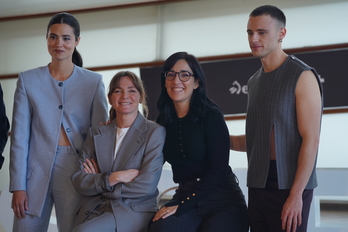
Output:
[77, 7, 159, 68]
[1, 1, 348, 75]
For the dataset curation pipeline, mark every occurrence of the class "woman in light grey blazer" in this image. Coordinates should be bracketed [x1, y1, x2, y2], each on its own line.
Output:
[71, 71, 165, 232]
[10, 13, 108, 232]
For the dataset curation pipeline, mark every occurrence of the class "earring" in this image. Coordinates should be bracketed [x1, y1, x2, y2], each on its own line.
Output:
[279, 39, 283, 42]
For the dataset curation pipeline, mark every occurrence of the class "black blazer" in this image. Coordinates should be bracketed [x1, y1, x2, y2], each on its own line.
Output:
[0, 83, 10, 169]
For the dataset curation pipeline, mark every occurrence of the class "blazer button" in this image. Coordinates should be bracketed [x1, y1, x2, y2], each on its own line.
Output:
[66, 128, 71, 133]
[76, 149, 79, 154]
[58, 105, 63, 109]
[85, 211, 90, 215]
[58, 82, 63, 87]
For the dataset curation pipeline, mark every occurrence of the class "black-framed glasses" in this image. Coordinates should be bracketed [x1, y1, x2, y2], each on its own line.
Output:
[164, 71, 194, 82]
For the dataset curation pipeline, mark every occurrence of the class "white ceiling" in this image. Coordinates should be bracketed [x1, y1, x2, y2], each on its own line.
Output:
[0, 0, 161, 18]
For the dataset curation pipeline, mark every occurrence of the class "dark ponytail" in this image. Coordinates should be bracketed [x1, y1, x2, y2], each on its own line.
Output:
[46, 12, 83, 67]
[72, 48, 83, 67]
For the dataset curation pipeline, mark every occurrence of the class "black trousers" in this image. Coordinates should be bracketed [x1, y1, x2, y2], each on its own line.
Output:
[149, 172, 249, 232]
[248, 161, 313, 232]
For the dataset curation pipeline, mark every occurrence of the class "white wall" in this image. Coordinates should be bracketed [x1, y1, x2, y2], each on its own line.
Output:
[1, 0, 348, 74]
[1, 0, 348, 190]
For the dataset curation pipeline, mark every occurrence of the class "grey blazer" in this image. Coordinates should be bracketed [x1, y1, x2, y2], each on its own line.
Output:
[72, 113, 165, 232]
[9, 65, 108, 217]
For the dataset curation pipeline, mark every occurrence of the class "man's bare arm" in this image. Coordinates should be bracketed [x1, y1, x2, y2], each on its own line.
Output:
[230, 135, 247, 152]
[281, 70, 322, 232]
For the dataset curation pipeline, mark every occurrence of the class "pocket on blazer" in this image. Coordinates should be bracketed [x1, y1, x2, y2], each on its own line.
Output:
[82, 200, 109, 223]
[131, 202, 158, 213]
[77, 198, 105, 220]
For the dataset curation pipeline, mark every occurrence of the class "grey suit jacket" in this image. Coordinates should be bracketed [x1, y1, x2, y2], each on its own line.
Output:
[72, 113, 165, 232]
[9, 65, 108, 217]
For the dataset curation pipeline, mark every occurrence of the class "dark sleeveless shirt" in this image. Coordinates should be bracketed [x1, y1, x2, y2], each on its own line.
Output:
[246, 55, 323, 189]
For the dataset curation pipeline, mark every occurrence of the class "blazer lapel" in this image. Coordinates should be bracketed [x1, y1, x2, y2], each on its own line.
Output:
[112, 113, 147, 171]
[93, 121, 116, 173]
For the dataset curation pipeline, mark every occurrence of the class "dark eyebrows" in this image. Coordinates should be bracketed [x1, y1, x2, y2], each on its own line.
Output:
[256, 29, 268, 32]
[48, 33, 72, 37]
[114, 86, 136, 90]
[169, 69, 191, 72]
[247, 29, 269, 33]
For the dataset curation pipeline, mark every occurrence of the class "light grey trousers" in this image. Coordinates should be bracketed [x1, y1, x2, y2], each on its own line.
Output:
[13, 146, 81, 232]
[72, 212, 116, 232]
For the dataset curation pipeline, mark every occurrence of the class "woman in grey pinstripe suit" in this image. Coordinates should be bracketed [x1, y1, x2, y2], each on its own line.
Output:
[71, 71, 165, 232]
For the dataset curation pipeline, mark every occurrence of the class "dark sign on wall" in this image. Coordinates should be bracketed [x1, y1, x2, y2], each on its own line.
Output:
[141, 48, 348, 121]
[140, 66, 163, 120]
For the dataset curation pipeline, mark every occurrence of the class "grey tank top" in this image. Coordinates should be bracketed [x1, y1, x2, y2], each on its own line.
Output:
[246, 55, 323, 189]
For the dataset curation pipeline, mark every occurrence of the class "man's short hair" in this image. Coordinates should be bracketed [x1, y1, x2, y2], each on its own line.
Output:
[250, 5, 286, 27]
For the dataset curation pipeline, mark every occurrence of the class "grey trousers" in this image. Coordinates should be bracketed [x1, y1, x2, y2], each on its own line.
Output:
[72, 206, 116, 232]
[13, 146, 81, 232]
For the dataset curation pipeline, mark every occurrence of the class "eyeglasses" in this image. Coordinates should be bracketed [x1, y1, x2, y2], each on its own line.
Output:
[164, 71, 194, 82]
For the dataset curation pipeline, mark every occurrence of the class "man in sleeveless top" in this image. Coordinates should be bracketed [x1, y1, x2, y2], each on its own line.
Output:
[230, 5, 323, 232]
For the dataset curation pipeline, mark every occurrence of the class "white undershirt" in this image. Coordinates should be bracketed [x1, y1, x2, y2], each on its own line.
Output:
[114, 127, 129, 160]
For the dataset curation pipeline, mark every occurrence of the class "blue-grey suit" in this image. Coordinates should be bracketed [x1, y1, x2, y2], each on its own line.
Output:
[71, 113, 165, 232]
[9, 65, 108, 230]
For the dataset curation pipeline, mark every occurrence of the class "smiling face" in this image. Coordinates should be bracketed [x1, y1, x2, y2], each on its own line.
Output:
[247, 14, 285, 59]
[108, 75, 142, 118]
[47, 23, 80, 63]
[165, 59, 199, 109]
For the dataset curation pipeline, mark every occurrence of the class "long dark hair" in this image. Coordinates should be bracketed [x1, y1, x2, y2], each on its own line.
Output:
[46, 12, 83, 67]
[157, 52, 221, 125]
[107, 71, 148, 121]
